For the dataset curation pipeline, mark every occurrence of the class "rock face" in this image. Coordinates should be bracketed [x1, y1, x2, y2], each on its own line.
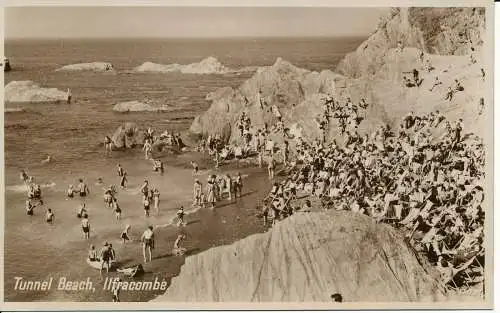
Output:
[55, 62, 115, 72]
[190, 7, 487, 145]
[113, 101, 169, 112]
[5, 81, 67, 103]
[111, 123, 145, 149]
[336, 7, 485, 78]
[134, 57, 255, 75]
[157, 211, 445, 302]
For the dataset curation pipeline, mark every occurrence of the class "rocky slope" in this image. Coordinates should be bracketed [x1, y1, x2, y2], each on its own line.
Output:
[55, 62, 115, 72]
[157, 211, 445, 302]
[5, 81, 68, 103]
[189, 7, 486, 145]
[111, 122, 146, 149]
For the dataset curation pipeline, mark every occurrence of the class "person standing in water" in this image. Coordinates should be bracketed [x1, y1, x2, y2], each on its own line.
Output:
[190, 161, 199, 175]
[88, 244, 98, 261]
[66, 184, 75, 199]
[66, 88, 72, 104]
[193, 179, 203, 207]
[143, 140, 153, 160]
[140, 180, 149, 199]
[117, 164, 127, 188]
[113, 200, 122, 220]
[140, 226, 155, 263]
[173, 233, 187, 255]
[20, 170, 29, 185]
[81, 214, 90, 239]
[143, 196, 151, 217]
[25, 200, 35, 216]
[176, 206, 185, 227]
[120, 224, 131, 244]
[153, 188, 160, 215]
[104, 135, 113, 156]
[46, 208, 55, 223]
[77, 179, 90, 197]
[268, 156, 276, 180]
[235, 172, 243, 198]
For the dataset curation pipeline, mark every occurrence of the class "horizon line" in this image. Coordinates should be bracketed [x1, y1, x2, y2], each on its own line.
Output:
[4, 35, 368, 40]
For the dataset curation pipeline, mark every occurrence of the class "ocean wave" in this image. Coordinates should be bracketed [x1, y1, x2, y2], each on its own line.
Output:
[6, 182, 56, 192]
[133, 57, 258, 75]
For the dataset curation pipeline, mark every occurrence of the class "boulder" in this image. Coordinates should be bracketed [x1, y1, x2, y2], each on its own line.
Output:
[113, 101, 169, 113]
[55, 62, 115, 72]
[111, 122, 145, 149]
[156, 211, 446, 302]
[5, 81, 67, 103]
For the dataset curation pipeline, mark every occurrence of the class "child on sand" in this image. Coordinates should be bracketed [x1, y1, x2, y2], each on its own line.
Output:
[121, 225, 131, 244]
[46, 208, 55, 223]
[66, 184, 75, 198]
[153, 188, 160, 215]
[113, 200, 122, 220]
[191, 161, 199, 175]
[143, 197, 151, 217]
[88, 244, 98, 261]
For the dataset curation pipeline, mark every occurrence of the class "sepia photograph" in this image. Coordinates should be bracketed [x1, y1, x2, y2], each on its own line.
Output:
[1, 0, 494, 310]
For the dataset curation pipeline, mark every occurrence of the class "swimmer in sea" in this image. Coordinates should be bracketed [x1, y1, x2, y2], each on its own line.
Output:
[120, 224, 131, 244]
[81, 214, 90, 239]
[46, 208, 55, 223]
[140, 226, 155, 263]
[77, 179, 90, 197]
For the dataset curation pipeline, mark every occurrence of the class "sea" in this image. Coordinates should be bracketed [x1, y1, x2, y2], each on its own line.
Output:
[3, 37, 363, 302]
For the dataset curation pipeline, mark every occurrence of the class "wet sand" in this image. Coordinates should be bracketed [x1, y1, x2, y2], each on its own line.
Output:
[4, 150, 273, 302]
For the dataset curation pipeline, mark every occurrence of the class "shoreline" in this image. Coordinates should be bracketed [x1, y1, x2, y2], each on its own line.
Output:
[4, 150, 273, 302]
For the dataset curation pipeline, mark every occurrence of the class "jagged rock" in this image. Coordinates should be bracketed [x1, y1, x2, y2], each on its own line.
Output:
[5, 81, 67, 103]
[111, 122, 145, 149]
[157, 211, 446, 302]
[113, 101, 169, 112]
[55, 62, 115, 72]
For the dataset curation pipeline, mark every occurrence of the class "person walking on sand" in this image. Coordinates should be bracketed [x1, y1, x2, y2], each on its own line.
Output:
[113, 200, 122, 220]
[153, 188, 160, 215]
[81, 214, 90, 239]
[100, 242, 112, 273]
[120, 224, 131, 244]
[77, 179, 90, 198]
[141, 226, 155, 263]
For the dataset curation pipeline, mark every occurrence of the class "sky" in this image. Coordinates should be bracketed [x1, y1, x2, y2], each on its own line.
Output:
[5, 7, 389, 39]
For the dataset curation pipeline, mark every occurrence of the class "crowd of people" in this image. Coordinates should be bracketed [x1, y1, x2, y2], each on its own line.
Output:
[252, 96, 485, 289]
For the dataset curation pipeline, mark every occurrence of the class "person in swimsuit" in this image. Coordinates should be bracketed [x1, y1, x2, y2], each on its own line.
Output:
[20, 170, 29, 185]
[88, 244, 98, 262]
[109, 243, 116, 262]
[77, 179, 90, 197]
[113, 200, 122, 220]
[153, 188, 160, 215]
[46, 208, 54, 223]
[143, 197, 151, 217]
[193, 179, 203, 206]
[140, 180, 149, 198]
[141, 226, 155, 263]
[120, 224, 131, 244]
[268, 157, 276, 180]
[143, 140, 153, 160]
[191, 161, 199, 175]
[176, 206, 185, 227]
[81, 214, 90, 239]
[100, 243, 111, 273]
[66, 88, 72, 104]
[235, 172, 243, 198]
[25, 200, 35, 216]
[117, 164, 127, 188]
[104, 136, 113, 156]
[67, 184, 75, 198]
[77, 202, 87, 218]
[111, 278, 122, 302]
[173, 233, 187, 255]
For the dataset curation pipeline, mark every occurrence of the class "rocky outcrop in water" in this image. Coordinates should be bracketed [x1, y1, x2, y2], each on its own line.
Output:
[5, 81, 68, 103]
[56, 62, 115, 72]
[113, 101, 170, 113]
[111, 123, 146, 149]
[157, 211, 445, 302]
[134, 57, 256, 75]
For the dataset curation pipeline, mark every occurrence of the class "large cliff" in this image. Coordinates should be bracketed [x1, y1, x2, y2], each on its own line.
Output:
[157, 211, 446, 302]
[189, 7, 486, 145]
